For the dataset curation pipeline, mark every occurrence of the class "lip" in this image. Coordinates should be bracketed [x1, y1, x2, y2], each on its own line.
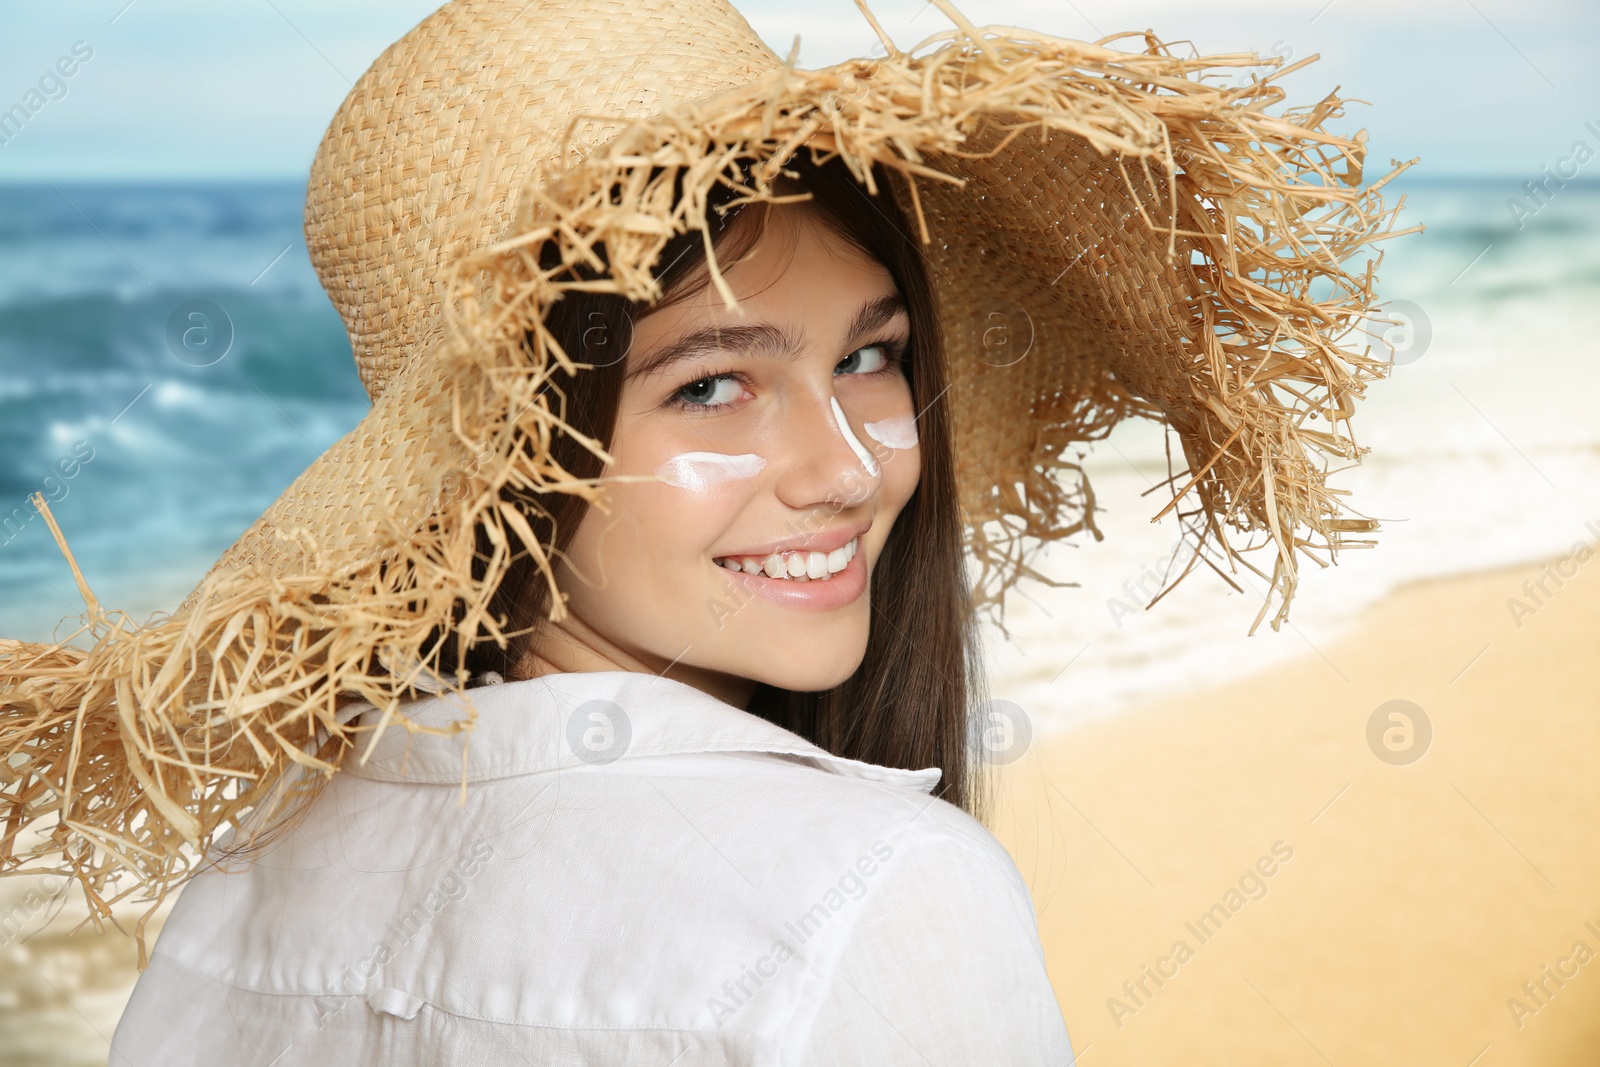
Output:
[714, 521, 871, 560]
[712, 544, 868, 612]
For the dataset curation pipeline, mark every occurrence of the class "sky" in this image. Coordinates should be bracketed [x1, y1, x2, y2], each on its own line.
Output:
[0, 0, 1593, 182]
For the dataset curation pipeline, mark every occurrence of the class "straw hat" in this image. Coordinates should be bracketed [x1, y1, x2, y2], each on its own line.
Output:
[1, 0, 1414, 960]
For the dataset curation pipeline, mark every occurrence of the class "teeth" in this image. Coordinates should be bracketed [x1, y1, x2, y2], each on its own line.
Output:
[716, 536, 859, 582]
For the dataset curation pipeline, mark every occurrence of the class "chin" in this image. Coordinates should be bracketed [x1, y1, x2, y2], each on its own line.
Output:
[727, 641, 866, 696]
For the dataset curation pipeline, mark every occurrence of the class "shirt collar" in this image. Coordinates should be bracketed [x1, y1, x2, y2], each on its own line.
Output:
[338, 670, 942, 795]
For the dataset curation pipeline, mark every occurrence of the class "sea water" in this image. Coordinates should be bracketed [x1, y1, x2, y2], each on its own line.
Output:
[0, 182, 369, 640]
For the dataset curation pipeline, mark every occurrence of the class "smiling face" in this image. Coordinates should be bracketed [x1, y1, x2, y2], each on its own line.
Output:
[519, 200, 922, 708]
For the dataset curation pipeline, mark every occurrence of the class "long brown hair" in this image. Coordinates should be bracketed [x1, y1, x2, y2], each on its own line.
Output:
[432, 151, 991, 820]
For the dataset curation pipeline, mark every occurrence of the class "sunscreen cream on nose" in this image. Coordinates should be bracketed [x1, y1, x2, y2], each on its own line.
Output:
[830, 396, 879, 477]
[864, 415, 917, 450]
[655, 452, 766, 492]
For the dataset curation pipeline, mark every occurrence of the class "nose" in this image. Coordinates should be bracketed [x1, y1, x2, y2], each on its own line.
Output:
[772, 388, 882, 513]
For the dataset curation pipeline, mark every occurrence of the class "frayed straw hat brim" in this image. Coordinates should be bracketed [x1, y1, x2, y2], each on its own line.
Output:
[1, 0, 1417, 964]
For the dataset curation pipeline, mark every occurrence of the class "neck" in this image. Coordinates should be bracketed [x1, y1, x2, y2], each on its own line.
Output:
[516, 617, 757, 710]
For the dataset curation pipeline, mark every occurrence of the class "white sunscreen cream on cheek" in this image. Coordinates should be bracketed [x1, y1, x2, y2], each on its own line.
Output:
[654, 452, 767, 492]
[864, 415, 918, 451]
[830, 396, 880, 478]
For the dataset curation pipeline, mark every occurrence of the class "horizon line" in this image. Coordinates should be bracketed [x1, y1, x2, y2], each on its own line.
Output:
[0, 171, 1589, 187]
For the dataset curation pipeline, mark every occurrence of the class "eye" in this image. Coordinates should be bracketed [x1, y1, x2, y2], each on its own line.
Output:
[837, 339, 908, 377]
[665, 337, 908, 414]
[670, 373, 745, 411]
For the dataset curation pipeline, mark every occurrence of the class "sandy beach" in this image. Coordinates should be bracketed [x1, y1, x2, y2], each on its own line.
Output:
[990, 551, 1600, 1065]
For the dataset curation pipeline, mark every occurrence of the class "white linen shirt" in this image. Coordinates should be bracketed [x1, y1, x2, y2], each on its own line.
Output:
[110, 670, 1074, 1066]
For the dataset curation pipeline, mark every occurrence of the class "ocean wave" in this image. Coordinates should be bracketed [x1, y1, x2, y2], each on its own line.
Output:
[0, 182, 305, 242]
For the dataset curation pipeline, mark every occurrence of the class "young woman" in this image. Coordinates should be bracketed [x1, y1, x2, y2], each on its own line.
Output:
[107, 149, 1069, 1065]
[1, 1, 1406, 1064]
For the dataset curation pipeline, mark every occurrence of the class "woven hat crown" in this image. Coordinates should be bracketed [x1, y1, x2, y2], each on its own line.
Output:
[306, 0, 784, 400]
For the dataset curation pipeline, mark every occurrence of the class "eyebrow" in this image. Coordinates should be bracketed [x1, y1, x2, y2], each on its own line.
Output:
[625, 291, 909, 382]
